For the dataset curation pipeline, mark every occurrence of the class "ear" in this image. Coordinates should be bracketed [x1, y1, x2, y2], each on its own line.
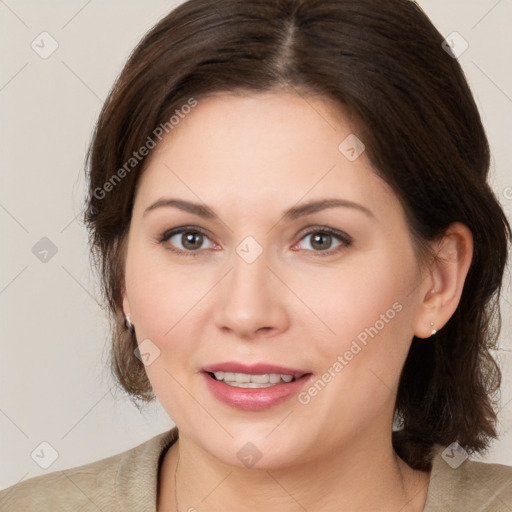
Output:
[413, 222, 473, 339]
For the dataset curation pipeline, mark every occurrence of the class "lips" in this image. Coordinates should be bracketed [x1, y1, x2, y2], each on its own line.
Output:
[201, 361, 313, 411]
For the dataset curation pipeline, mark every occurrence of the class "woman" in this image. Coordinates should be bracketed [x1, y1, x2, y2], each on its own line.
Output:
[1, 0, 511, 510]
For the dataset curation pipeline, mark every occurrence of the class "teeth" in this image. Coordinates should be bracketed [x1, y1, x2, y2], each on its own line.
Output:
[250, 374, 269, 384]
[224, 381, 274, 388]
[212, 372, 296, 386]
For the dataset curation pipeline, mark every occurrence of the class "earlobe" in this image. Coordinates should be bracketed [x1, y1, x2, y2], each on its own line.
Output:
[122, 295, 135, 333]
[122, 295, 130, 318]
[413, 222, 473, 339]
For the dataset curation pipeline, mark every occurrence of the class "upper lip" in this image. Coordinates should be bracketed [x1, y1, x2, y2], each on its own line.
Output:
[202, 361, 311, 378]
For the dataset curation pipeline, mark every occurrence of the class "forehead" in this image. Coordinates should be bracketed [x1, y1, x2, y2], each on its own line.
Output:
[134, 92, 396, 219]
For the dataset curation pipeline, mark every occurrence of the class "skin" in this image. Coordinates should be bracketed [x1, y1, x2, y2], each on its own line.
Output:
[122, 91, 473, 511]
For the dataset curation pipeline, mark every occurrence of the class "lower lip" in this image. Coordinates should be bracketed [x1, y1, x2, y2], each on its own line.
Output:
[202, 372, 313, 411]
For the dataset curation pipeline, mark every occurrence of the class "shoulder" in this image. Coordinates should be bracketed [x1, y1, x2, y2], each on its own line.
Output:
[424, 444, 512, 512]
[0, 451, 121, 511]
[0, 427, 179, 512]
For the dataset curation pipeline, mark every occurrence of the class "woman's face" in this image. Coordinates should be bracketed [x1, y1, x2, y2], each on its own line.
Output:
[122, 92, 429, 468]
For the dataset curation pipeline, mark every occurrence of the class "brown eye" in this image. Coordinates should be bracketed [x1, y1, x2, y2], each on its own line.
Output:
[309, 232, 335, 251]
[160, 227, 215, 255]
[178, 231, 205, 251]
[295, 227, 352, 256]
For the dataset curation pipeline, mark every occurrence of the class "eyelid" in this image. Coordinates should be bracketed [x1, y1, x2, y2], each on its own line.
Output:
[297, 225, 352, 243]
[159, 225, 211, 242]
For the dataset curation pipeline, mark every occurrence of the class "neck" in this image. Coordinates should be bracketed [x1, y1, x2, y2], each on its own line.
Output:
[158, 431, 430, 512]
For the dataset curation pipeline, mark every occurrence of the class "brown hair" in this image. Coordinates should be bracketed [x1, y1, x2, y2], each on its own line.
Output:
[84, 0, 511, 470]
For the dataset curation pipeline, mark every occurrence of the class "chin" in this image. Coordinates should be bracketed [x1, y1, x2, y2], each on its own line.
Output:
[194, 426, 309, 471]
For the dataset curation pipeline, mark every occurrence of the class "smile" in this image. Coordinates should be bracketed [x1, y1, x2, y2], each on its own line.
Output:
[201, 362, 313, 411]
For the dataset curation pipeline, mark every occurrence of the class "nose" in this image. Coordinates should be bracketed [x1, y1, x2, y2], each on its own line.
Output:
[212, 246, 290, 340]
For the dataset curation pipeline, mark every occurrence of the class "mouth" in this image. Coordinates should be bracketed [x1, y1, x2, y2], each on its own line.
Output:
[202, 361, 310, 388]
[201, 362, 313, 410]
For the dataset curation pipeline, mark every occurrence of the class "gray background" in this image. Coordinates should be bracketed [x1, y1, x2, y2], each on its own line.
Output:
[1, 0, 511, 491]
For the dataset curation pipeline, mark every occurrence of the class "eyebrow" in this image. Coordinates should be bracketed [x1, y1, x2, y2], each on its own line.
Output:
[142, 197, 375, 220]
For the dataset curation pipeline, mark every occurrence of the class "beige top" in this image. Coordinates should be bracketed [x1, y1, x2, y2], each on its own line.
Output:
[1, 427, 511, 511]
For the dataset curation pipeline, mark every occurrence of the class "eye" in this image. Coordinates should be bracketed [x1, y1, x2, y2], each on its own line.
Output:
[158, 225, 352, 257]
[294, 227, 352, 256]
[159, 227, 217, 256]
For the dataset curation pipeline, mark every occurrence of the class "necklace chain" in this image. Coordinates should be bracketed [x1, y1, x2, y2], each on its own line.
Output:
[174, 451, 180, 512]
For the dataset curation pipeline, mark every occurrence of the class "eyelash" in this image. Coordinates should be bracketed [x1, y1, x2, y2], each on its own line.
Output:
[158, 225, 353, 258]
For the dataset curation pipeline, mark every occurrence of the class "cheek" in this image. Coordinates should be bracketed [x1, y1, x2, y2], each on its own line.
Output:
[123, 245, 210, 419]
[289, 265, 418, 441]
[125, 242, 209, 340]
[309, 248, 419, 376]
